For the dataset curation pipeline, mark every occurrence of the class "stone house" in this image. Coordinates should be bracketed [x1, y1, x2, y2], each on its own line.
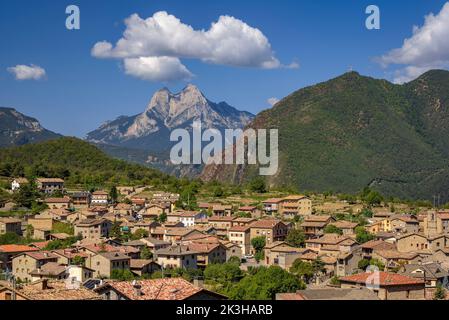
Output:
[12, 251, 59, 282]
[155, 245, 198, 269]
[0, 218, 22, 235]
[90, 252, 131, 278]
[228, 225, 251, 256]
[339, 271, 425, 300]
[249, 219, 289, 248]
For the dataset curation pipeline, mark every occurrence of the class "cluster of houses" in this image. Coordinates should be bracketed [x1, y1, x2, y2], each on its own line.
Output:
[2, 177, 449, 300]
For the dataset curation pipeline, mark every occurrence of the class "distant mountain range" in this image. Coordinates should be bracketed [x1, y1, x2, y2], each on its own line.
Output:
[0, 107, 61, 148]
[3, 71, 449, 201]
[202, 70, 449, 201]
[86, 84, 254, 154]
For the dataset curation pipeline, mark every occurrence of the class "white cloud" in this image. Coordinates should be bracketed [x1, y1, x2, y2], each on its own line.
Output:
[380, 2, 449, 83]
[267, 97, 279, 106]
[92, 11, 296, 81]
[7, 64, 46, 80]
[124, 56, 193, 82]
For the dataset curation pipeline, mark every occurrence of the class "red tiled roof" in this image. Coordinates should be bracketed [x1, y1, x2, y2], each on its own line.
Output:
[45, 197, 71, 203]
[23, 251, 58, 260]
[239, 206, 257, 211]
[187, 242, 221, 253]
[0, 244, 39, 254]
[229, 225, 250, 232]
[340, 272, 424, 286]
[98, 278, 221, 300]
[249, 219, 283, 229]
[360, 240, 395, 250]
[262, 198, 283, 204]
[31, 241, 51, 250]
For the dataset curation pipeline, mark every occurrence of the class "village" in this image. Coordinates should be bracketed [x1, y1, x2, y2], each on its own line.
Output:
[0, 177, 449, 301]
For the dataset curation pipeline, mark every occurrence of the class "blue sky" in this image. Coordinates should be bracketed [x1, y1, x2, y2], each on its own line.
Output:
[1, 0, 448, 137]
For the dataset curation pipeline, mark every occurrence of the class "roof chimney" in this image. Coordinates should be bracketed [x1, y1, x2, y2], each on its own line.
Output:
[132, 281, 142, 297]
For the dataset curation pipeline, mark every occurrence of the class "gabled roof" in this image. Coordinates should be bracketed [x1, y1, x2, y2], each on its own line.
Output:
[29, 262, 66, 276]
[97, 252, 130, 261]
[44, 197, 71, 204]
[360, 240, 396, 250]
[277, 288, 379, 300]
[94, 278, 226, 300]
[130, 259, 159, 269]
[306, 234, 356, 246]
[18, 251, 58, 261]
[229, 225, 250, 232]
[155, 245, 199, 256]
[0, 244, 39, 254]
[340, 272, 425, 286]
[249, 219, 284, 229]
[262, 198, 283, 204]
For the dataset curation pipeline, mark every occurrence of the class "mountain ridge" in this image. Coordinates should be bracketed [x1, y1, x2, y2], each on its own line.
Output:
[201, 69, 449, 201]
[86, 84, 254, 153]
[0, 107, 61, 148]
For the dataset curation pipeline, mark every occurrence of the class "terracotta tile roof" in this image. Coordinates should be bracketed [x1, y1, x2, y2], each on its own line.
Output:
[51, 249, 88, 259]
[96, 278, 223, 300]
[130, 259, 157, 269]
[306, 234, 353, 245]
[22, 251, 58, 260]
[300, 252, 319, 260]
[249, 219, 283, 229]
[390, 215, 418, 223]
[229, 225, 250, 232]
[178, 211, 202, 217]
[304, 215, 333, 222]
[301, 221, 327, 228]
[262, 198, 283, 204]
[187, 242, 221, 253]
[45, 197, 71, 204]
[82, 243, 139, 255]
[164, 227, 197, 236]
[19, 280, 101, 300]
[31, 241, 51, 250]
[98, 252, 130, 261]
[360, 240, 395, 250]
[340, 272, 425, 286]
[29, 262, 66, 276]
[239, 206, 257, 211]
[0, 244, 39, 253]
[50, 233, 71, 240]
[156, 245, 199, 256]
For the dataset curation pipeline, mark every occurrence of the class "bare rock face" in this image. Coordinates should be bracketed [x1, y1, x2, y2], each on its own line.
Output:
[0, 107, 61, 147]
[86, 84, 254, 153]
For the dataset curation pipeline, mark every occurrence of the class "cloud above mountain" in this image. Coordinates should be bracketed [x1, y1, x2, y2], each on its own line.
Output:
[380, 2, 449, 83]
[92, 11, 296, 82]
[124, 56, 193, 82]
[7, 64, 46, 80]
